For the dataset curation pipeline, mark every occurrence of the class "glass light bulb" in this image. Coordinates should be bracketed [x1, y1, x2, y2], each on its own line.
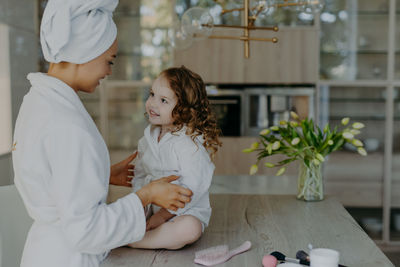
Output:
[181, 7, 214, 40]
[300, 0, 324, 14]
[252, 0, 273, 18]
[168, 19, 193, 50]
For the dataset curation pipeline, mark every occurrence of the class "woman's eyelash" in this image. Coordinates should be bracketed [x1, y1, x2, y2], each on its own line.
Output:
[108, 61, 114, 65]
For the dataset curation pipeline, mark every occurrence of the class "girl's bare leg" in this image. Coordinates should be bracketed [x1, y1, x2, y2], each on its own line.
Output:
[128, 215, 202, 250]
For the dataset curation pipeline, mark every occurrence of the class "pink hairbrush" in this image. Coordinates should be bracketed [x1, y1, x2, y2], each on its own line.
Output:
[194, 241, 252, 266]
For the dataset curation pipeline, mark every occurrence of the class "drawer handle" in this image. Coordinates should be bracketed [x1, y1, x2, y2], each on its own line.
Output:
[209, 99, 239, 105]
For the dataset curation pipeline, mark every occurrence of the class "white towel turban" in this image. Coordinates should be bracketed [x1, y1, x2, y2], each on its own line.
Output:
[40, 0, 119, 64]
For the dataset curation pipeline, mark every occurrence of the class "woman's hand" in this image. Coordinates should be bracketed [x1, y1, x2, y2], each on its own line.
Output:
[109, 152, 137, 187]
[136, 175, 192, 210]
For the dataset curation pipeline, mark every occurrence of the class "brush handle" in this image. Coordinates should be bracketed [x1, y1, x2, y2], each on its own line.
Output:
[228, 241, 252, 258]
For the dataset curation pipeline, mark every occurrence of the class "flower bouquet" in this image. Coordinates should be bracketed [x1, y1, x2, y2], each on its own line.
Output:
[243, 112, 367, 201]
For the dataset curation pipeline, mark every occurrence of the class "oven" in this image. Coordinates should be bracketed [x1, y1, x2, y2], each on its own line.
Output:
[244, 87, 315, 136]
[206, 86, 315, 137]
[206, 87, 244, 136]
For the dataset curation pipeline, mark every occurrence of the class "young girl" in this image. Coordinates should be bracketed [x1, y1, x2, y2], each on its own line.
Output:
[129, 66, 221, 250]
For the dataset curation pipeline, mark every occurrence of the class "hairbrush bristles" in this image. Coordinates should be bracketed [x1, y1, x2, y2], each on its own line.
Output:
[194, 245, 229, 259]
[194, 241, 251, 266]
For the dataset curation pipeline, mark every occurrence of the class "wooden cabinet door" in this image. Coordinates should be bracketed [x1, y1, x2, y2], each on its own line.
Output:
[173, 28, 245, 84]
[173, 27, 318, 84]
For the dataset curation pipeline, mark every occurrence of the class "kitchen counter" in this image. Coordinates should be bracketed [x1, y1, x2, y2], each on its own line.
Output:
[101, 194, 393, 267]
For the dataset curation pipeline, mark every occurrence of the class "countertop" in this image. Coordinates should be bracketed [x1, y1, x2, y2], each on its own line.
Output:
[102, 194, 393, 267]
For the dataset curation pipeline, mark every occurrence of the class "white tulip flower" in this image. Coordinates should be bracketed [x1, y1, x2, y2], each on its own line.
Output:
[250, 142, 259, 150]
[249, 164, 258, 175]
[276, 167, 286, 176]
[242, 148, 253, 153]
[259, 129, 270, 135]
[341, 117, 350, 126]
[352, 139, 363, 147]
[290, 111, 299, 120]
[342, 132, 354, 139]
[272, 141, 281, 150]
[291, 137, 300, 145]
[266, 143, 272, 154]
[352, 122, 365, 129]
[357, 147, 367, 156]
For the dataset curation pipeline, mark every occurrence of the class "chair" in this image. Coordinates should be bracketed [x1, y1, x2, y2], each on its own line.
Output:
[0, 185, 32, 267]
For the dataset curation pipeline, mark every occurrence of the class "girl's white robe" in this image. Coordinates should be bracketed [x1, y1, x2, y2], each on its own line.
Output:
[12, 73, 146, 267]
[133, 125, 214, 229]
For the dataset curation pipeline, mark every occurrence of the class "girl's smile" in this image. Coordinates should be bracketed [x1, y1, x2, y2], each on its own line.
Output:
[148, 109, 160, 117]
[145, 75, 178, 136]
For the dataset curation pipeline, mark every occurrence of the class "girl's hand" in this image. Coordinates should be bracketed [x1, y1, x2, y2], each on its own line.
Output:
[136, 175, 192, 210]
[146, 214, 164, 231]
[109, 152, 137, 187]
[146, 208, 175, 231]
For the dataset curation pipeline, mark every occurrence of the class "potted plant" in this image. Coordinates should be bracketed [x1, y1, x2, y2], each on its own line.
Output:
[243, 112, 367, 201]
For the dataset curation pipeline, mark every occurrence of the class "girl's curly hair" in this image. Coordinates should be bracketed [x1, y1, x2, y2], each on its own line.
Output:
[160, 66, 222, 157]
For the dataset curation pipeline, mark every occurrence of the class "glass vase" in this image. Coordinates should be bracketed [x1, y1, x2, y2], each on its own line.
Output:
[297, 160, 324, 201]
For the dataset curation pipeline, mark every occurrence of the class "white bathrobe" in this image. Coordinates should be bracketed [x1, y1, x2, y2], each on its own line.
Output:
[12, 73, 146, 267]
[133, 125, 214, 230]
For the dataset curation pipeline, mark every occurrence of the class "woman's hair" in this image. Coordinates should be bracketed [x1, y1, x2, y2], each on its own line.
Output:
[160, 66, 222, 157]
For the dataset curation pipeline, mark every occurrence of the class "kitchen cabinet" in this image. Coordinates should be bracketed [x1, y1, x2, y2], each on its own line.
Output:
[318, 0, 400, 246]
[392, 10, 400, 249]
[320, 85, 386, 209]
[173, 0, 319, 84]
[392, 97, 400, 242]
[320, 1, 390, 80]
[174, 26, 319, 84]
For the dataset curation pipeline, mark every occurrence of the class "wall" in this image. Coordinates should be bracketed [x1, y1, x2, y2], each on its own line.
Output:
[0, 0, 38, 185]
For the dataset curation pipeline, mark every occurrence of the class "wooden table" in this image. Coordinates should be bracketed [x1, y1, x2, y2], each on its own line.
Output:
[101, 195, 394, 267]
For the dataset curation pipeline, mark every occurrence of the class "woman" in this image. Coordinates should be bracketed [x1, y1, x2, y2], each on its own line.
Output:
[12, 1, 192, 266]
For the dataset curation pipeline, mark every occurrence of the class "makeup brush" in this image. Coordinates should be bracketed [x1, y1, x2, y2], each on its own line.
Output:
[296, 250, 310, 262]
[296, 250, 349, 267]
[262, 255, 278, 267]
[270, 251, 309, 266]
